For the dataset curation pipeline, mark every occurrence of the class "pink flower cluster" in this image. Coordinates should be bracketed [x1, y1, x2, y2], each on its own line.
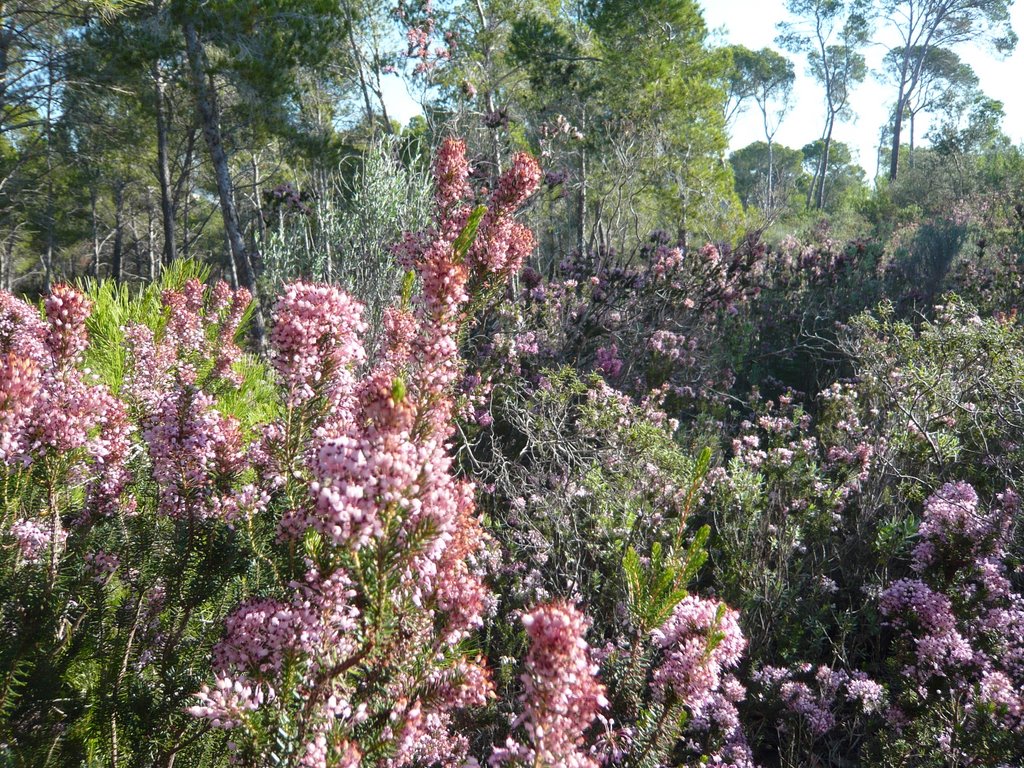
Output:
[649, 330, 697, 366]
[595, 344, 623, 379]
[650, 596, 745, 711]
[269, 282, 366, 407]
[0, 352, 39, 463]
[143, 387, 246, 520]
[192, 568, 362, 737]
[191, 141, 542, 764]
[752, 664, 884, 737]
[879, 578, 974, 684]
[44, 283, 92, 367]
[0, 286, 133, 521]
[397, 141, 539, 330]
[978, 670, 1024, 732]
[911, 481, 1000, 572]
[880, 483, 1024, 743]
[188, 675, 269, 730]
[210, 281, 251, 385]
[84, 550, 120, 583]
[124, 278, 252, 405]
[10, 518, 52, 564]
[491, 602, 607, 768]
[121, 281, 269, 525]
[469, 152, 542, 278]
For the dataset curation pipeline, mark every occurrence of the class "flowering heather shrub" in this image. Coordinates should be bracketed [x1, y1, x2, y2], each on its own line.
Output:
[737, 227, 885, 394]
[0, 263, 277, 764]
[878, 483, 1024, 765]
[472, 231, 763, 412]
[840, 298, 1024, 499]
[180, 139, 544, 766]
[701, 393, 871, 661]
[491, 602, 607, 767]
[619, 589, 756, 768]
[748, 663, 884, 763]
[458, 362, 765, 765]
[467, 368, 699, 614]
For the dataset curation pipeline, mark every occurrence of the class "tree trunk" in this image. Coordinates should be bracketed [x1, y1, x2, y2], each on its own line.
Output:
[251, 153, 268, 256]
[42, 52, 56, 292]
[0, 2, 9, 117]
[807, 144, 823, 210]
[183, 20, 265, 344]
[473, 0, 501, 177]
[91, 184, 101, 279]
[576, 111, 587, 259]
[112, 183, 124, 283]
[154, 61, 177, 266]
[816, 122, 833, 211]
[343, 3, 381, 133]
[888, 92, 903, 182]
[147, 188, 155, 281]
[1, 232, 9, 292]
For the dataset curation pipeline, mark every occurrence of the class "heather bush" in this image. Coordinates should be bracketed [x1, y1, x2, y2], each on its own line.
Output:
[734, 226, 886, 395]
[469, 232, 764, 414]
[0, 134, 777, 768]
[0, 263, 274, 764]
[701, 393, 867, 660]
[460, 366, 765, 765]
[878, 483, 1024, 765]
[466, 369, 704, 616]
[840, 298, 1024, 499]
[7, 130, 1024, 768]
[697, 295, 1024, 765]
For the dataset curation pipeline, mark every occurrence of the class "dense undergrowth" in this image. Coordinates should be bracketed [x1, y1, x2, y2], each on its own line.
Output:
[1, 139, 1023, 768]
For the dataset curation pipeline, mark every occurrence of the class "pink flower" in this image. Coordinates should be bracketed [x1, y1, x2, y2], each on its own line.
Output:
[143, 387, 247, 520]
[651, 596, 746, 710]
[44, 284, 92, 366]
[10, 518, 52, 563]
[0, 353, 39, 463]
[434, 138, 472, 214]
[595, 344, 623, 379]
[269, 282, 367, 406]
[491, 601, 607, 768]
[188, 675, 269, 729]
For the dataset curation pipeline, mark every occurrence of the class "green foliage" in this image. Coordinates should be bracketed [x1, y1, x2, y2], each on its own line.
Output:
[81, 260, 278, 431]
[730, 141, 807, 219]
[261, 135, 433, 347]
[81, 259, 210, 390]
[843, 297, 1024, 496]
[469, 367, 709, 628]
[623, 530, 708, 634]
[453, 206, 488, 261]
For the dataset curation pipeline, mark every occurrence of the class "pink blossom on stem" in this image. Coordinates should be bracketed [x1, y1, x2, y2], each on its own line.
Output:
[10, 518, 52, 564]
[44, 284, 92, 367]
[0, 353, 39, 463]
[491, 601, 607, 768]
[651, 596, 746, 711]
[269, 282, 367, 406]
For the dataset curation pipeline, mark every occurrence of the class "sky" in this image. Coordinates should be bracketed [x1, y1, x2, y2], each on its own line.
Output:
[701, 0, 1024, 178]
[381, 1, 1024, 181]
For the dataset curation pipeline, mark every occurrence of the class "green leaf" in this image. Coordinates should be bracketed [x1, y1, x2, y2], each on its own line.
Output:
[392, 376, 407, 404]
[452, 205, 487, 261]
[400, 269, 417, 309]
[679, 525, 711, 585]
